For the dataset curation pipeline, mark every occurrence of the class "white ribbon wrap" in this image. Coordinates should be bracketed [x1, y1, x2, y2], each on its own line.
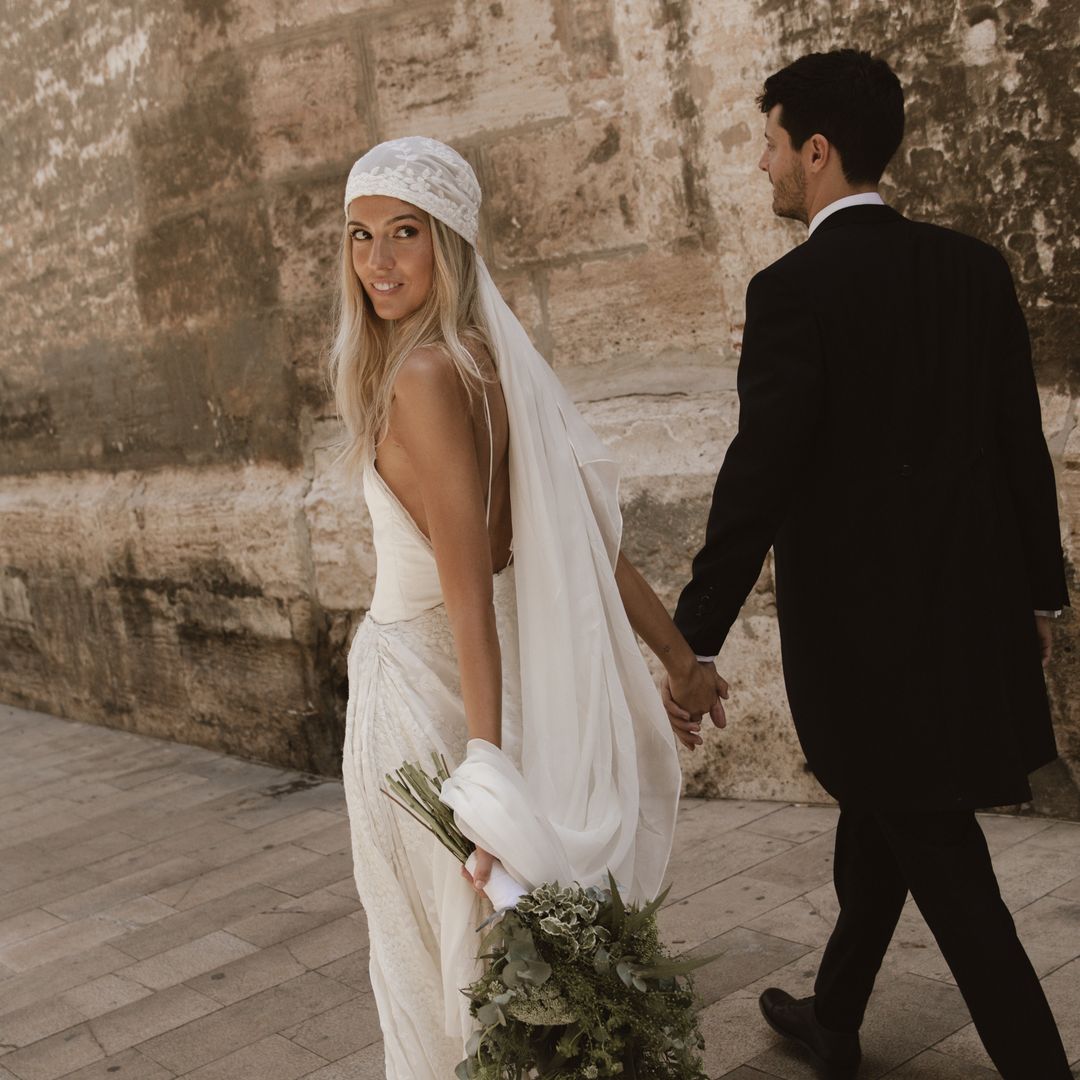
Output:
[464, 851, 529, 912]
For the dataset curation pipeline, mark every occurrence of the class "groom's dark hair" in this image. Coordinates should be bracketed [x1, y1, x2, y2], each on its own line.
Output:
[758, 49, 904, 184]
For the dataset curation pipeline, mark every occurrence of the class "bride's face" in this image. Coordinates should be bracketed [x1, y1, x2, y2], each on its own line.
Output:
[347, 195, 435, 321]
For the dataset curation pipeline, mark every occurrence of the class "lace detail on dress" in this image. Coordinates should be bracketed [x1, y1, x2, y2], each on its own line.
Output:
[342, 571, 520, 1080]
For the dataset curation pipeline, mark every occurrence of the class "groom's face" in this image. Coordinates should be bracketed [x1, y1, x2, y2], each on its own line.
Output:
[759, 106, 808, 224]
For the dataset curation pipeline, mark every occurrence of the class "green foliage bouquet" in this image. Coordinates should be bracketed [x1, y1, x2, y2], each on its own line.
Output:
[385, 756, 712, 1080]
[457, 873, 710, 1079]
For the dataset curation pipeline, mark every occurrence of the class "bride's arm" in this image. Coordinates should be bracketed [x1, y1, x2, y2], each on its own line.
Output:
[614, 552, 728, 746]
[389, 348, 501, 750]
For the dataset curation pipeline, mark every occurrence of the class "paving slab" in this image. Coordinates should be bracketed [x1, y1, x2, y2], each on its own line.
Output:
[119, 931, 260, 991]
[0, 1001, 87, 1052]
[0, 945, 133, 1014]
[0, 706, 1078, 1079]
[742, 804, 841, 843]
[135, 971, 354, 1074]
[276, 915, 366, 971]
[86, 984, 221, 1056]
[0, 910, 65, 951]
[301, 1041, 385, 1080]
[685, 926, 813, 1009]
[183, 943, 309, 1007]
[224, 886, 360, 948]
[280, 995, 381, 1061]
[36, 1049, 175, 1080]
[268, 852, 356, 900]
[0, 1023, 106, 1080]
[881, 1049, 998, 1078]
[108, 884, 293, 961]
[174, 1033, 326, 1080]
[663, 825, 795, 903]
[57, 973, 154, 1021]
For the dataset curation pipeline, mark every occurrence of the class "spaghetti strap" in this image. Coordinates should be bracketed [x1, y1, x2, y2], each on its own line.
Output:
[483, 386, 494, 527]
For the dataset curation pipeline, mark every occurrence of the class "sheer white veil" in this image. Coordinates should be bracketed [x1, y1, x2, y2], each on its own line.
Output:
[344, 138, 680, 904]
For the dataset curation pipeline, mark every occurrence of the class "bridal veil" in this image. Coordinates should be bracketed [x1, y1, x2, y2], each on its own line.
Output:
[343, 137, 680, 905]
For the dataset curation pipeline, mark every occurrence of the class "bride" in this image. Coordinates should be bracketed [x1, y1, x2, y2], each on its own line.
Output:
[331, 137, 726, 1079]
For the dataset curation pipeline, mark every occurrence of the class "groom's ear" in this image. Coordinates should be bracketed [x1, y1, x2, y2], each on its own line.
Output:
[805, 132, 834, 175]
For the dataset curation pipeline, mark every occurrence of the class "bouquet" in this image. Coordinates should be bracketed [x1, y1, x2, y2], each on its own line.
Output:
[385, 755, 712, 1080]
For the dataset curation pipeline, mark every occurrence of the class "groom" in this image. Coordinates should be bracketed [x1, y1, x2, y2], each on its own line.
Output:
[668, 49, 1071, 1079]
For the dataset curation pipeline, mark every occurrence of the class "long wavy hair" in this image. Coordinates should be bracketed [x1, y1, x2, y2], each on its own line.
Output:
[328, 212, 494, 474]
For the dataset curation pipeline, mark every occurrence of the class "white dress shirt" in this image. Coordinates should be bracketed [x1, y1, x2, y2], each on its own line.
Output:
[807, 191, 885, 236]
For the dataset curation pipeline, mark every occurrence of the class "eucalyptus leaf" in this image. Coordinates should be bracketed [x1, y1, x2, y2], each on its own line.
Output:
[476, 1001, 504, 1027]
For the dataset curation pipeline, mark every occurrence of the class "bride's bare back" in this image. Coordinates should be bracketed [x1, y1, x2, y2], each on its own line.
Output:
[375, 344, 512, 575]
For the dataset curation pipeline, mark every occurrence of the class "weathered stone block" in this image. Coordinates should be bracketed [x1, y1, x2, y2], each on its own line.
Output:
[1062, 420, 1080, 564]
[134, 201, 280, 328]
[269, 176, 345, 307]
[305, 428, 376, 615]
[489, 270, 546, 353]
[248, 37, 370, 179]
[0, 466, 342, 773]
[2, 315, 301, 475]
[181, 0, 395, 46]
[369, 0, 569, 142]
[131, 62, 261, 216]
[6, 337, 187, 474]
[580, 392, 738, 495]
[546, 249, 732, 371]
[284, 304, 339, 417]
[481, 114, 647, 267]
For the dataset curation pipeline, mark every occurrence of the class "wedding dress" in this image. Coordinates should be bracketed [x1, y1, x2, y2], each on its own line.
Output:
[342, 393, 519, 1079]
[339, 136, 682, 1080]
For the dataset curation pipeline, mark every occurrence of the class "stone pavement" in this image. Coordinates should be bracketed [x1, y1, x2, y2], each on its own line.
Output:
[1, 703, 1077, 1080]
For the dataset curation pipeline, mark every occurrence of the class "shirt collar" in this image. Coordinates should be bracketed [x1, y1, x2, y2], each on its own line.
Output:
[807, 192, 886, 237]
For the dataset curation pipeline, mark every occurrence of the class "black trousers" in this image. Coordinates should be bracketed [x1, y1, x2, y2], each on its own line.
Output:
[813, 808, 1071, 1079]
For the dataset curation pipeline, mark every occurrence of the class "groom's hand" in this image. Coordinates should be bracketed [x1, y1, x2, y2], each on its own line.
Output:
[663, 662, 729, 751]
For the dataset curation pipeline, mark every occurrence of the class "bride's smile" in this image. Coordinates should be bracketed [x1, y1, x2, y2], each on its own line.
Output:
[347, 194, 434, 321]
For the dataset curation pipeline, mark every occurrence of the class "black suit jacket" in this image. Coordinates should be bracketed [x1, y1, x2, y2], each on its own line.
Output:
[674, 204, 1069, 811]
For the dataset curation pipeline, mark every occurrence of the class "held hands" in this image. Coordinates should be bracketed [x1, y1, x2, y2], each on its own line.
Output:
[662, 661, 729, 752]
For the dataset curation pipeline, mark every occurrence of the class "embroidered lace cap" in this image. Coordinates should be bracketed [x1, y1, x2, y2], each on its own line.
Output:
[343, 137, 480, 246]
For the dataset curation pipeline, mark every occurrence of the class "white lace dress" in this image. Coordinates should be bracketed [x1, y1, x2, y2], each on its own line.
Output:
[342, 445, 521, 1079]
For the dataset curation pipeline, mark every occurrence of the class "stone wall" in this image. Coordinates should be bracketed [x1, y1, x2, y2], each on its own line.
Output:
[1, 0, 1076, 811]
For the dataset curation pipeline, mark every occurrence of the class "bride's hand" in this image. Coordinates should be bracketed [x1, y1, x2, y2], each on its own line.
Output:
[461, 846, 496, 896]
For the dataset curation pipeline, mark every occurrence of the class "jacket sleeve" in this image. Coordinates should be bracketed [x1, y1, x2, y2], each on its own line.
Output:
[993, 254, 1070, 611]
[673, 267, 824, 656]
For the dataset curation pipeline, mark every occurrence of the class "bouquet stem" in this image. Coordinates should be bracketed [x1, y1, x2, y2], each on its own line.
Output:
[383, 754, 475, 865]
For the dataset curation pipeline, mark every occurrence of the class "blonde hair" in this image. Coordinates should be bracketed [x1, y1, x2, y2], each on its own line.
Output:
[328, 213, 493, 474]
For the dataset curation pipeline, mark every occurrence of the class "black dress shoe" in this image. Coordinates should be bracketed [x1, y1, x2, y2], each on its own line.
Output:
[759, 988, 861, 1079]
